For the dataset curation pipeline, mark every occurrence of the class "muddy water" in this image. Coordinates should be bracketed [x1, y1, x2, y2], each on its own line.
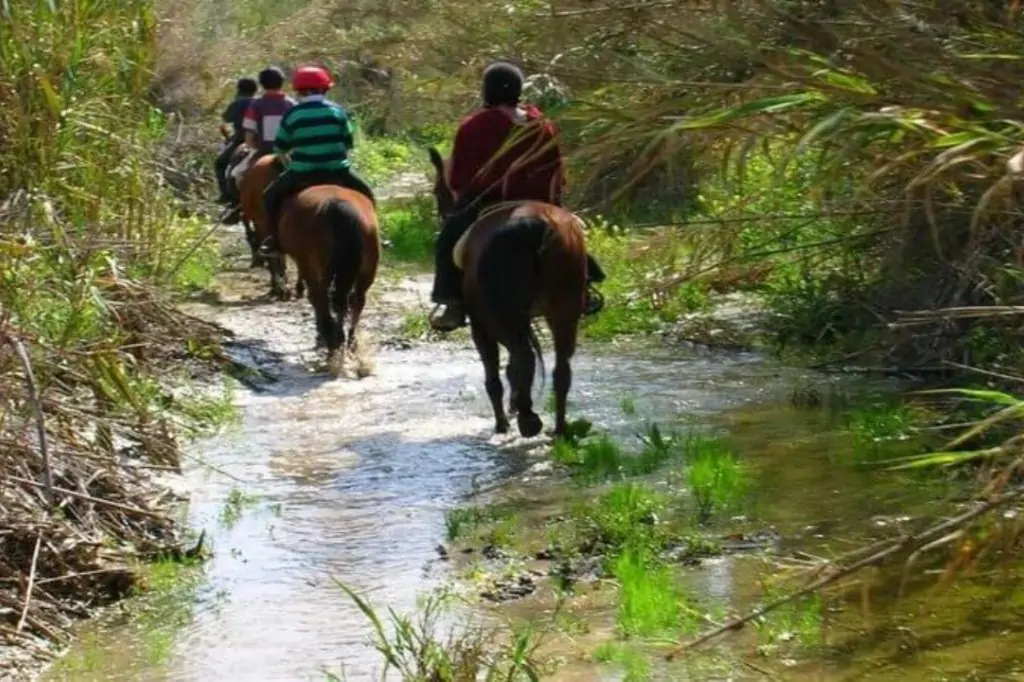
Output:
[43, 227, 824, 681]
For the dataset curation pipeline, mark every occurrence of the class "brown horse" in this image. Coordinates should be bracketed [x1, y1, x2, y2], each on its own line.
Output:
[278, 184, 380, 365]
[427, 147, 587, 438]
[223, 143, 263, 269]
[237, 154, 305, 300]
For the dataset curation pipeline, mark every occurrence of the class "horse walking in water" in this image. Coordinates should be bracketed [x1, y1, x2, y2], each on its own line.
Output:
[427, 147, 587, 437]
[237, 154, 305, 300]
[223, 144, 264, 268]
[277, 184, 380, 369]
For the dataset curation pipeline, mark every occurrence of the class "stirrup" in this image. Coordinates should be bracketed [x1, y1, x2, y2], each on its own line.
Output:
[585, 285, 605, 317]
[258, 241, 281, 257]
[428, 303, 466, 332]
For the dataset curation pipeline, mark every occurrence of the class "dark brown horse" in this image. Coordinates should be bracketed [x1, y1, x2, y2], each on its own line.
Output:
[238, 153, 305, 300]
[278, 184, 380, 369]
[427, 146, 587, 437]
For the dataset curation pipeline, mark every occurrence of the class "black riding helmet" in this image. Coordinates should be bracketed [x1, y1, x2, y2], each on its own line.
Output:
[258, 66, 285, 90]
[236, 77, 258, 97]
[481, 61, 524, 107]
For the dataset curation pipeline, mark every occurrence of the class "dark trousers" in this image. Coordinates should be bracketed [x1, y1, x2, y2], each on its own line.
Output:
[262, 166, 376, 244]
[214, 138, 243, 196]
[430, 196, 606, 305]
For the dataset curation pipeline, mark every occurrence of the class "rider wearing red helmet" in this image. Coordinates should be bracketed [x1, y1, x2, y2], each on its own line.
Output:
[260, 65, 376, 258]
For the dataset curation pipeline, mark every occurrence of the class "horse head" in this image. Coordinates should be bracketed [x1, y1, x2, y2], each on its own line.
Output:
[426, 146, 454, 217]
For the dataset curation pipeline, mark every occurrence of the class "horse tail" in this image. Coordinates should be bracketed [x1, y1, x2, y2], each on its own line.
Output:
[478, 216, 548, 395]
[319, 198, 364, 305]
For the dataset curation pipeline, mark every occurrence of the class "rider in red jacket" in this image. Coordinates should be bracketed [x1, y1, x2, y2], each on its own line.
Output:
[429, 61, 604, 332]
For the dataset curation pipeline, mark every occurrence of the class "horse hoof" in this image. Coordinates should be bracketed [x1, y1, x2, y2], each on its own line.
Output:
[517, 412, 543, 438]
[495, 419, 510, 435]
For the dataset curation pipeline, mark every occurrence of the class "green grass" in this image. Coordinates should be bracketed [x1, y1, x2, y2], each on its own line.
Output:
[378, 195, 437, 262]
[677, 433, 747, 524]
[612, 549, 697, 640]
[445, 503, 519, 542]
[334, 582, 544, 681]
[552, 422, 688, 483]
[582, 218, 711, 341]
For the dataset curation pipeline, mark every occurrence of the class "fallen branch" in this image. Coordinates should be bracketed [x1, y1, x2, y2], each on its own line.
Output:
[4, 331, 55, 509]
[16, 532, 42, 633]
[665, 489, 1024, 660]
[7, 475, 168, 519]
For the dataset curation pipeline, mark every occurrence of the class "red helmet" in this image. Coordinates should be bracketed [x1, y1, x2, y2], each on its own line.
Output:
[291, 66, 333, 91]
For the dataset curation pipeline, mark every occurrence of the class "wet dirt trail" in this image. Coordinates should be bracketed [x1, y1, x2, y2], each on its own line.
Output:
[39, 216, 818, 681]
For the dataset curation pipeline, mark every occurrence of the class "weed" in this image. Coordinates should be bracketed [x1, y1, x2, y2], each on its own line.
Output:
[679, 433, 746, 524]
[219, 488, 261, 529]
[593, 642, 652, 681]
[578, 482, 668, 556]
[336, 581, 544, 681]
[620, 395, 637, 415]
[613, 549, 697, 639]
[445, 503, 517, 542]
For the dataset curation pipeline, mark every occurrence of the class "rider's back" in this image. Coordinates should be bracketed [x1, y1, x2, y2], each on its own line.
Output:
[244, 92, 297, 154]
[276, 97, 354, 173]
[449, 104, 564, 205]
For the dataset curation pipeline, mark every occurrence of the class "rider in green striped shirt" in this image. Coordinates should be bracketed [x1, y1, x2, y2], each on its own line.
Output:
[260, 65, 376, 257]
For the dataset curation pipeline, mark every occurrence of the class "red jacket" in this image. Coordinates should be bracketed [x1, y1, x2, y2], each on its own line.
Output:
[447, 104, 565, 204]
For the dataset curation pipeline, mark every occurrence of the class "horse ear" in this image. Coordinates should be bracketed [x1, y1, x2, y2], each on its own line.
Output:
[427, 146, 444, 175]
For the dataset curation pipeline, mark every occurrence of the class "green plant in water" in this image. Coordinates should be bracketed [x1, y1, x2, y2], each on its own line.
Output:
[578, 482, 668, 556]
[846, 400, 918, 467]
[593, 642, 652, 681]
[335, 581, 544, 681]
[680, 433, 745, 524]
[752, 592, 824, 654]
[613, 549, 697, 640]
[444, 503, 517, 542]
[219, 488, 262, 529]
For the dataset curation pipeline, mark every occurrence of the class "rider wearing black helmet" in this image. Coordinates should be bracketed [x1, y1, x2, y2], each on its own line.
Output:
[428, 60, 605, 332]
[214, 76, 257, 204]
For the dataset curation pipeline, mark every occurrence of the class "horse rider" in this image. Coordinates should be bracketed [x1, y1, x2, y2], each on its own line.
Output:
[259, 65, 377, 259]
[428, 60, 606, 333]
[221, 66, 296, 225]
[214, 76, 257, 205]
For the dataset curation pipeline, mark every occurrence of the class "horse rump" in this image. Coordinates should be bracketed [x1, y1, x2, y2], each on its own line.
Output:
[316, 197, 364, 309]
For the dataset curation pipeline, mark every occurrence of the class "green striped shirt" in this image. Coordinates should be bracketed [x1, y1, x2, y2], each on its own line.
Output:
[273, 96, 354, 172]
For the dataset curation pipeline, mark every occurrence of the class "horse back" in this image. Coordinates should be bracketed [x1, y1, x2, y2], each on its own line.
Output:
[279, 185, 381, 281]
[462, 201, 588, 318]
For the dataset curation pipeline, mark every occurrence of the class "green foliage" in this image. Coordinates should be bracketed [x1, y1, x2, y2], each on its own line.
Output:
[335, 582, 543, 681]
[678, 433, 746, 524]
[612, 549, 697, 639]
[582, 218, 710, 341]
[378, 195, 437, 262]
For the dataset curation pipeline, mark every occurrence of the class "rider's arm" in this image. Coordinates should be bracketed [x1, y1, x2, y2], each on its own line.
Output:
[337, 108, 355, 152]
[273, 110, 293, 154]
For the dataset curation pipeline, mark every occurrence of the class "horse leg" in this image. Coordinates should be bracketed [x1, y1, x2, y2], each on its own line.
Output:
[307, 277, 336, 356]
[346, 288, 367, 352]
[295, 269, 306, 300]
[243, 219, 263, 269]
[506, 362, 519, 417]
[268, 254, 289, 300]
[507, 324, 542, 438]
[470, 318, 509, 434]
[548, 312, 580, 437]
